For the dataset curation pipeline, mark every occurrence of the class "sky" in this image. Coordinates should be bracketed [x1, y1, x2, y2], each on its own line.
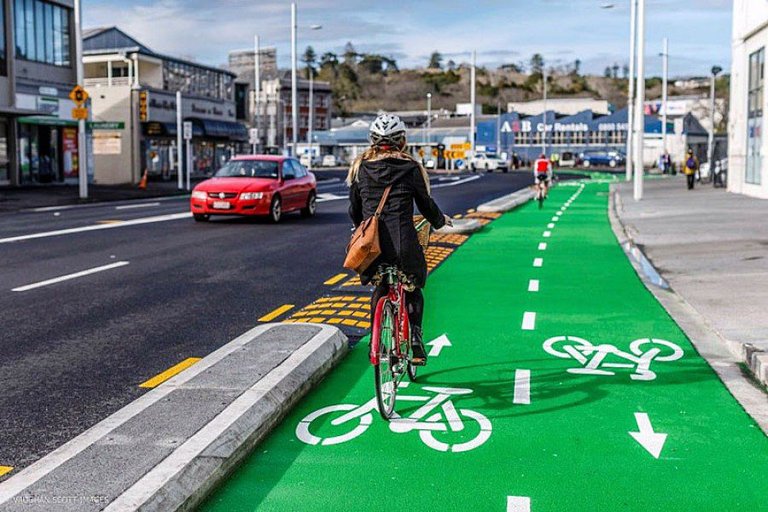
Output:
[82, 0, 732, 78]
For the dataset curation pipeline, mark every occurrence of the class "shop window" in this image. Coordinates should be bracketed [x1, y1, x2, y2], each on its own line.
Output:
[14, 0, 71, 66]
[0, 2, 6, 75]
[747, 47, 764, 185]
[0, 121, 8, 183]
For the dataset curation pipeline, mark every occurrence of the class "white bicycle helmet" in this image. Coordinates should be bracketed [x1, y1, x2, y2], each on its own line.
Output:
[369, 113, 406, 147]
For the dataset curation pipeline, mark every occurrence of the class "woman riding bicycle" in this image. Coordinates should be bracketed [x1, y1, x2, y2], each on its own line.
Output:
[348, 113, 452, 366]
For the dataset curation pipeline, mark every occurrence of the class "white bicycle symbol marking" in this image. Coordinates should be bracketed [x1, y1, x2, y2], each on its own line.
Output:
[295, 383, 492, 453]
[543, 335, 684, 381]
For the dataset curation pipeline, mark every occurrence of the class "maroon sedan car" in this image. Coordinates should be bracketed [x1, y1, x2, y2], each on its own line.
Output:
[190, 155, 317, 223]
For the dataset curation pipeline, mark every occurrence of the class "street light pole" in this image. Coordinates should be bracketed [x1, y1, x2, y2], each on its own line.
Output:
[707, 65, 723, 176]
[470, 50, 476, 155]
[426, 92, 432, 150]
[306, 24, 322, 169]
[74, 0, 87, 198]
[254, 34, 261, 155]
[176, 91, 183, 190]
[290, 2, 298, 157]
[661, 37, 669, 155]
[626, 0, 637, 182]
[633, 0, 646, 201]
[542, 66, 548, 155]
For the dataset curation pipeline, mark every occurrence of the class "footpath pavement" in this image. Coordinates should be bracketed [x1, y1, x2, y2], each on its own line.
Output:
[200, 181, 768, 511]
[614, 177, 768, 386]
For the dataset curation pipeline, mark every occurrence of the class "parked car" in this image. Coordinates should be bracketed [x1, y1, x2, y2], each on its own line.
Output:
[470, 153, 508, 172]
[559, 151, 577, 167]
[299, 153, 321, 168]
[580, 150, 626, 169]
[190, 155, 316, 223]
[321, 154, 338, 167]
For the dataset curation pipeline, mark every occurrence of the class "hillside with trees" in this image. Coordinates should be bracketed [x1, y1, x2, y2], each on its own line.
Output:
[300, 43, 729, 117]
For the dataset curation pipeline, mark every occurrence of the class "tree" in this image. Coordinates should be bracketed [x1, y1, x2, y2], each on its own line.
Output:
[612, 63, 620, 79]
[359, 54, 384, 74]
[428, 51, 443, 69]
[573, 59, 581, 76]
[604, 66, 612, 78]
[501, 62, 523, 73]
[320, 51, 338, 69]
[530, 53, 544, 74]
[302, 46, 317, 78]
[343, 42, 357, 65]
[447, 59, 456, 71]
[622, 63, 629, 79]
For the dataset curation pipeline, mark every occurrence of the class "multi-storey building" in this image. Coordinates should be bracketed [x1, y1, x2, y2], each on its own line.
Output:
[0, 0, 79, 187]
[83, 27, 246, 184]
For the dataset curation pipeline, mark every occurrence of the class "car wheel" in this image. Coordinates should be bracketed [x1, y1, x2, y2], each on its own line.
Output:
[502, 167, 509, 173]
[269, 196, 282, 223]
[301, 191, 317, 218]
[193, 214, 209, 222]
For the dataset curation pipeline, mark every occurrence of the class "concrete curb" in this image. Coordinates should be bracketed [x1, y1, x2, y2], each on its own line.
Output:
[436, 218, 484, 235]
[0, 323, 348, 511]
[608, 185, 768, 433]
[476, 188, 534, 213]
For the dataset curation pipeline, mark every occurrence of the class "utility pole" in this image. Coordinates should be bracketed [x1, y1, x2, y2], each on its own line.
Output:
[661, 37, 669, 155]
[74, 0, 87, 198]
[542, 66, 548, 155]
[426, 92, 432, 150]
[633, 0, 646, 201]
[708, 65, 723, 178]
[254, 34, 261, 155]
[626, 0, 637, 182]
[176, 91, 183, 190]
[470, 50, 477, 155]
[308, 69, 314, 168]
[290, 2, 298, 156]
[496, 101, 501, 156]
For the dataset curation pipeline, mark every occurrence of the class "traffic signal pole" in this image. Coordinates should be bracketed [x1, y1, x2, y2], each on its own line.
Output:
[74, 0, 87, 199]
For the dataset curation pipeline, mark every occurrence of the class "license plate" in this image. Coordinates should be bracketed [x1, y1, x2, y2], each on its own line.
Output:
[213, 201, 231, 209]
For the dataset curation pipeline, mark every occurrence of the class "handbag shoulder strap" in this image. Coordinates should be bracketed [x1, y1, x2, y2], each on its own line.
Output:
[374, 185, 393, 218]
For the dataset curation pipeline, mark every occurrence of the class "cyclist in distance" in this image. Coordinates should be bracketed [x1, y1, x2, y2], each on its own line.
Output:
[533, 153, 552, 197]
[347, 113, 452, 366]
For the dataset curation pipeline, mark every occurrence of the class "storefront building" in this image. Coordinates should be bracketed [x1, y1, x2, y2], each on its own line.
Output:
[83, 27, 246, 184]
[0, 0, 80, 187]
[729, 0, 768, 198]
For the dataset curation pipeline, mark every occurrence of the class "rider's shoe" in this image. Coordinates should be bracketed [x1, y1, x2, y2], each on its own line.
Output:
[411, 326, 427, 366]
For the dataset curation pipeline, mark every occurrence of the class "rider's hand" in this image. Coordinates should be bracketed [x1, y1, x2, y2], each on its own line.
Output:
[444, 214, 454, 228]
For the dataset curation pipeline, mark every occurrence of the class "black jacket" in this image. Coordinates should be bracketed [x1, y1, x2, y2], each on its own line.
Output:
[349, 157, 445, 288]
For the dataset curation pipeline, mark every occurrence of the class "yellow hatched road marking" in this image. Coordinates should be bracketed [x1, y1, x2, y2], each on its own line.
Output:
[139, 357, 201, 389]
[324, 273, 348, 285]
[0, 466, 13, 477]
[259, 304, 295, 322]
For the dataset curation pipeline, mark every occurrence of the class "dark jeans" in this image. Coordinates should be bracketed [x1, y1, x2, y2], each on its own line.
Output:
[371, 283, 424, 330]
[686, 174, 695, 190]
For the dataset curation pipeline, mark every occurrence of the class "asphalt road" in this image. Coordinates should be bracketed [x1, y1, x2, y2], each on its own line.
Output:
[0, 170, 534, 477]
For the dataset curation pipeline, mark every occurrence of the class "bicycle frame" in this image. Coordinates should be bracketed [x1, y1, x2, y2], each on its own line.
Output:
[370, 267, 410, 366]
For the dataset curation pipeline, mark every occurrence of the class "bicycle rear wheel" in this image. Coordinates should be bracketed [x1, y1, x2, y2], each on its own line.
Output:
[374, 300, 397, 419]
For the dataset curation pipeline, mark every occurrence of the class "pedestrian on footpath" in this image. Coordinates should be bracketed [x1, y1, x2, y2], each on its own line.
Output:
[683, 148, 698, 190]
[347, 113, 453, 366]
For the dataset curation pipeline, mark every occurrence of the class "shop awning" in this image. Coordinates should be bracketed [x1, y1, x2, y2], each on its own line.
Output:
[196, 119, 248, 141]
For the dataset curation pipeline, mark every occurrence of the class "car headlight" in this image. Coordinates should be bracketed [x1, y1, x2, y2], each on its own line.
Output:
[191, 190, 207, 200]
[240, 192, 264, 200]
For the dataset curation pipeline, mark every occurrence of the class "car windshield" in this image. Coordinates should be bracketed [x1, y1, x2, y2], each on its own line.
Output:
[215, 160, 279, 179]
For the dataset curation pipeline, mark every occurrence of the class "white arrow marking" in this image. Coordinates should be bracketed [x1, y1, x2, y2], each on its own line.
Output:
[629, 412, 667, 459]
[426, 334, 452, 357]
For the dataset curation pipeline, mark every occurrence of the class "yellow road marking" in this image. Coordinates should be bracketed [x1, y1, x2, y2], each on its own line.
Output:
[0, 466, 13, 477]
[453, 214, 462, 219]
[467, 208, 476, 213]
[97, 220, 124, 224]
[324, 273, 347, 285]
[139, 357, 201, 388]
[259, 304, 295, 322]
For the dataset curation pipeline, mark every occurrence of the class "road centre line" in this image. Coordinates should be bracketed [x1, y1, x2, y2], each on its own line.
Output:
[547, 223, 555, 228]
[139, 357, 202, 389]
[543, 231, 551, 238]
[0, 212, 191, 244]
[26, 195, 188, 213]
[533, 258, 543, 267]
[528, 279, 539, 292]
[115, 202, 161, 210]
[521, 312, 536, 330]
[538, 242, 547, 250]
[323, 273, 347, 285]
[430, 175, 481, 189]
[551, 216, 559, 222]
[11, 261, 130, 292]
[316, 193, 346, 203]
[258, 304, 295, 322]
[507, 496, 531, 512]
[0, 466, 12, 478]
[513, 370, 531, 405]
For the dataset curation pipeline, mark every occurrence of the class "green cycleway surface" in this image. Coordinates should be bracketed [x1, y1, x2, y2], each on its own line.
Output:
[200, 182, 768, 512]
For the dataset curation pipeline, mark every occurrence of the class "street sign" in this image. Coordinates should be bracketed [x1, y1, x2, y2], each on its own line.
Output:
[72, 107, 88, 120]
[450, 143, 465, 150]
[87, 121, 125, 130]
[69, 85, 89, 106]
[249, 128, 259, 145]
[138, 91, 149, 122]
[183, 121, 193, 140]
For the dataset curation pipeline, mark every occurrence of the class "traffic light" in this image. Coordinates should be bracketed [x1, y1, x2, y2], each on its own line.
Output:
[138, 91, 149, 122]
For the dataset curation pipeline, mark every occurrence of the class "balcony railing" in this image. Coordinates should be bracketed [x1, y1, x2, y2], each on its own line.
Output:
[84, 77, 133, 88]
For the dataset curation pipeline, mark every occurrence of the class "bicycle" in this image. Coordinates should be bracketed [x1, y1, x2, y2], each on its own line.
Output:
[370, 264, 419, 420]
[535, 174, 549, 208]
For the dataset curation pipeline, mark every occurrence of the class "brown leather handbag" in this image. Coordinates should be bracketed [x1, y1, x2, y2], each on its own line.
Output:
[343, 185, 392, 274]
